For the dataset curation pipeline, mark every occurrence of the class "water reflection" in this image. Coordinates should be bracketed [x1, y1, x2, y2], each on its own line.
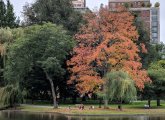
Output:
[0, 111, 165, 120]
[67, 116, 165, 120]
[0, 111, 67, 120]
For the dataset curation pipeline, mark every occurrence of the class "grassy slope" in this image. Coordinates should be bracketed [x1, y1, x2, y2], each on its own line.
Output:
[18, 100, 165, 115]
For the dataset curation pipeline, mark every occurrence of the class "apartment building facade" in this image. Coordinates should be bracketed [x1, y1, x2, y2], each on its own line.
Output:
[109, 0, 160, 44]
[151, 7, 160, 43]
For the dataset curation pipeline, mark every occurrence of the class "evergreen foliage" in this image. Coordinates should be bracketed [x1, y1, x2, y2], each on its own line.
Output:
[0, 0, 6, 27]
[6, 0, 17, 28]
[0, 0, 18, 28]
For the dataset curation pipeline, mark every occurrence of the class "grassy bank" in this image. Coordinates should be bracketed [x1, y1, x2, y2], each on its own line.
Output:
[17, 100, 165, 115]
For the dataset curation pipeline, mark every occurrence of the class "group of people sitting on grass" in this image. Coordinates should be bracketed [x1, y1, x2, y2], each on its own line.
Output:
[68, 104, 95, 110]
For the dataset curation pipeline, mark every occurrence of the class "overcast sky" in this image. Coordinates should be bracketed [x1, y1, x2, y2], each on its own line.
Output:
[10, 0, 164, 43]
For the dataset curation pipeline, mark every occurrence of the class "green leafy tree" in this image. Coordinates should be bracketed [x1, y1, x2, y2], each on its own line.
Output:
[5, 23, 74, 108]
[104, 71, 137, 110]
[147, 61, 165, 106]
[23, 0, 83, 34]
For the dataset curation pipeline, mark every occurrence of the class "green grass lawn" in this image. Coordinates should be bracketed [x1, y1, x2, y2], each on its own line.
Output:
[17, 100, 165, 115]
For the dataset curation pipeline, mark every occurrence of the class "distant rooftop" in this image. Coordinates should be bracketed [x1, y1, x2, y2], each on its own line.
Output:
[109, 0, 150, 2]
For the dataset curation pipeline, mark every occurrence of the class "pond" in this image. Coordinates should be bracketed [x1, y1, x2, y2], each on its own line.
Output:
[0, 111, 165, 120]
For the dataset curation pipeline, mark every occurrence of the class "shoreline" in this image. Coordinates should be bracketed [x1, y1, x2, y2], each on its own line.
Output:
[1, 109, 165, 117]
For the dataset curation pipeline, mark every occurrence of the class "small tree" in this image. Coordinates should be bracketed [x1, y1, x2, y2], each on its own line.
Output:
[124, 3, 129, 8]
[147, 3, 152, 8]
[155, 2, 160, 7]
[104, 71, 137, 110]
[141, 2, 145, 7]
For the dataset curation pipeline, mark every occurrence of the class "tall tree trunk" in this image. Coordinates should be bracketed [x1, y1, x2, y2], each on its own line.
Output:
[157, 97, 161, 106]
[45, 72, 58, 109]
[118, 98, 122, 111]
[103, 84, 109, 109]
[82, 95, 86, 102]
[148, 98, 151, 108]
[104, 99, 108, 109]
[99, 98, 102, 108]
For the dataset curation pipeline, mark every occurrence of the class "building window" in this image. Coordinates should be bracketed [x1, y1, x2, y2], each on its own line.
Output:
[111, 3, 116, 8]
[152, 16, 158, 21]
[152, 9, 158, 15]
[152, 38, 158, 43]
[152, 27, 158, 32]
[138, 2, 141, 6]
[152, 33, 158, 38]
[152, 21, 158, 27]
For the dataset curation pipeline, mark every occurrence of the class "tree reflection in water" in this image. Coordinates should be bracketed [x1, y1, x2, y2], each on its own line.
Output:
[0, 111, 165, 120]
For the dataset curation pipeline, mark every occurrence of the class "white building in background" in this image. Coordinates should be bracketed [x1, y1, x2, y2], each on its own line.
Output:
[72, 0, 86, 8]
[72, 0, 89, 13]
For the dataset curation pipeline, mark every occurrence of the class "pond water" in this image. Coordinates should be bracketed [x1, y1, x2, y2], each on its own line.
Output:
[0, 111, 165, 120]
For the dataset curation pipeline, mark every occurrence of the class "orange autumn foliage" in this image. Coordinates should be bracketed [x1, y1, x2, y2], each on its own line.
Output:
[67, 7, 150, 94]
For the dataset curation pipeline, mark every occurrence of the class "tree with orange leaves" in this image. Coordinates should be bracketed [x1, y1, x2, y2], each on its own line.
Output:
[67, 7, 150, 94]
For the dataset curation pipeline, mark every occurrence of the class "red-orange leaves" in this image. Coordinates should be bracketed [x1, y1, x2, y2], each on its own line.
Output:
[67, 7, 150, 94]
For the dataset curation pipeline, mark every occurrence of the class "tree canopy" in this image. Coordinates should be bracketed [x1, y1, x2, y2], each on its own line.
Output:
[23, 0, 83, 34]
[68, 7, 150, 94]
